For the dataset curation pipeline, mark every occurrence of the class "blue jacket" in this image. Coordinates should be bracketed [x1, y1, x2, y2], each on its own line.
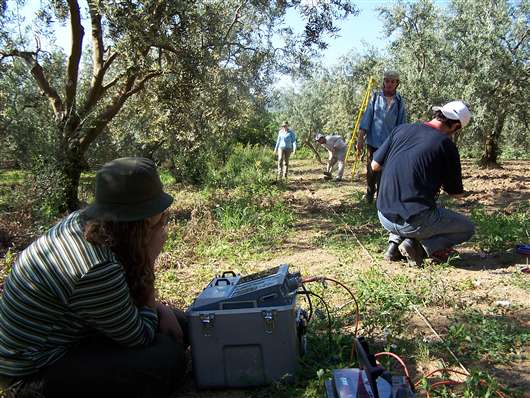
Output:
[360, 91, 407, 148]
[275, 129, 297, 152]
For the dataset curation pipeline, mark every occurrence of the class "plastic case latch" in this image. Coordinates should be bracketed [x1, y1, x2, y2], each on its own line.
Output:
[262, 310, 276, 334]
[200, 313, 215, 336]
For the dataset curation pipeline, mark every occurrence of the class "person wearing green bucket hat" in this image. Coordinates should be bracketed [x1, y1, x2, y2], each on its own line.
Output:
[0, 157, 187, 397]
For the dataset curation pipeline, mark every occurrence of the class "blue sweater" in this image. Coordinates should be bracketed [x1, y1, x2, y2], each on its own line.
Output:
[274, 129, 297, 152]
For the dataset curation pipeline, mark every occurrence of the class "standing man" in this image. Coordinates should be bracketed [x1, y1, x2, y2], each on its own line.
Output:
[357, 70, 407, 203]
[274, 121, 297, 180]
[315, 133, 347, 181]
[372, 101, 475, 266]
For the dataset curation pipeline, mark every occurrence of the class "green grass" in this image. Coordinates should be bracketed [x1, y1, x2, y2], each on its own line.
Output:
[0, 169, 26, 185]
[0, 169, 27, 211]
[162, 185, 295, 265]
[443, 308, 529, 364]
[319, 192, 387, 254]
[471, 206, 530, 252]
[510, 270, 530, 293]
[1, 154, 529, 398]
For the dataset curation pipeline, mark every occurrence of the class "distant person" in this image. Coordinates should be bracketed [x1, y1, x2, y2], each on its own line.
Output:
[274, 121, 297, 180]
[372, 101, 475, 266]
[315, 133, 347, 181]
[0, 158, 187, 397]
[356, 70, 407, 202]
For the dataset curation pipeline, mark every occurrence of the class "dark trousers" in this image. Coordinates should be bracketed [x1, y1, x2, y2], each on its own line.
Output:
[10, 311, 189, 398]
[366, 145, 381, 199]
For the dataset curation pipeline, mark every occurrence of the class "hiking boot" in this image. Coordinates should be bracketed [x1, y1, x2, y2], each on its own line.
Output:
[323, 171, 332, 177]
[398, 238, 424, 267]
[430, 247, 458, 263]
[334, 176, 342, 182]
[383, 242, 403, 261]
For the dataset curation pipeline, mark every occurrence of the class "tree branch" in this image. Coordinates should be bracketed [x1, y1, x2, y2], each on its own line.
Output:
[65, 0, 84, 116]
[223, 0, 248, 44]
[1, 50, 65, 119]
[125, 71, 162, 97]
[79, 1, 118, 119]
[79, 71, 160, 152]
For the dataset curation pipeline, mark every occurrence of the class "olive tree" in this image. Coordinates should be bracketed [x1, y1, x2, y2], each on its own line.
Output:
[1, 0, 358, 212]
[379, 0, 529, 166]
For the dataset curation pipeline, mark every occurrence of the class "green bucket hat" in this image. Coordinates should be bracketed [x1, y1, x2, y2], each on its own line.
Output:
[83, 157, 173, 222]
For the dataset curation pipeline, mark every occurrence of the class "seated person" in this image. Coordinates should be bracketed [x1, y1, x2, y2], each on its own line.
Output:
[0, 157, 187, 397]
[372, 101, 475, 266]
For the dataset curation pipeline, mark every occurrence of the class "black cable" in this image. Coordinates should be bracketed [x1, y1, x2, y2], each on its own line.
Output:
[300, 282, 313, 322]
[297, 289, 332, 349]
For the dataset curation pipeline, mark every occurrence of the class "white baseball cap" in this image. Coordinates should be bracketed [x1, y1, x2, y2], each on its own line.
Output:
[432, 100, 471, 128]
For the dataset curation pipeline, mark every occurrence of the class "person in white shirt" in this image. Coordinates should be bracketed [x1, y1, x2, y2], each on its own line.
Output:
[315, 133, 347, 181]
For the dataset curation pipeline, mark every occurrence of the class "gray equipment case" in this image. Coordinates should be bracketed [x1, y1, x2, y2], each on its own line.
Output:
[187, 265, 304, 388]
[188, 296, 302, 388]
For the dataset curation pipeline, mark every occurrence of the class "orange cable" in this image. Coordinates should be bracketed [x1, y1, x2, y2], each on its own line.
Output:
[426, 380, 463, 398]
[374, 352, 410, 378]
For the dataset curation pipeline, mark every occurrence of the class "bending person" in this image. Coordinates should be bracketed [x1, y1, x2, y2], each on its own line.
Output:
[315, 133, 347, 181]
[372, 101, 475, 266]
[0, 157, 187, 397]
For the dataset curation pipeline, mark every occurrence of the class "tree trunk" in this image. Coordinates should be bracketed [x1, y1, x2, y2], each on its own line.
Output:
[57, 138, 84, 213]
[479, 112, 506, 169]
[304, 137, 323, 164]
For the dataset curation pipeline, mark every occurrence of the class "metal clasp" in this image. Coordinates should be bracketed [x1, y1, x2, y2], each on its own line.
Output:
[262, 310, 276, 334]
[200, 313, 215, 337]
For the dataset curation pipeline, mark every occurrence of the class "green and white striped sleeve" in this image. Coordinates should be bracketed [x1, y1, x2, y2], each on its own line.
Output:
[69, 261, 158, 347]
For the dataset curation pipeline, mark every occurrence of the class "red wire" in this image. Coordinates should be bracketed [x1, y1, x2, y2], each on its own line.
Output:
[415, 368, 469, 387]
[374, 352, 410, 378]
[301, 277, 507, 398]
[419, 369, 507, 398]
[426, 380, 463, 398]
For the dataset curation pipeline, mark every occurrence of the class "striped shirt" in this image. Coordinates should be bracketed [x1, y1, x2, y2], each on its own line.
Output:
[0, 211, 158, 377]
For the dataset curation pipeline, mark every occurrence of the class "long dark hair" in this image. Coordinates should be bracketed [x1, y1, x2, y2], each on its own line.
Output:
[84, 218, 154, 307]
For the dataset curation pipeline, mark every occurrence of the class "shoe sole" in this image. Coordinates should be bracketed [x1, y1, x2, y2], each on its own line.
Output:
[398, 241, 424, 267]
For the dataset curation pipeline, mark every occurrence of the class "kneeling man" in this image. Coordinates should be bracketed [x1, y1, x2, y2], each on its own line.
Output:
[372, 101, 475, 266]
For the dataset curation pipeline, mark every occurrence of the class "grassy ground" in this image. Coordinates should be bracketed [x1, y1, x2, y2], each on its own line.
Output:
[0, 157, 529, 397]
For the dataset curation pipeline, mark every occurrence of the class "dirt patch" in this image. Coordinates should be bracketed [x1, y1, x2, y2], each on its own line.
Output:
[254, 158, 529, 395]
[460, 160, 530, 212]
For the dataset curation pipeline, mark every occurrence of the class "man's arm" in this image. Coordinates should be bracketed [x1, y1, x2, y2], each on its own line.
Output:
[371, 133, 393, 172]
[356, 129, 366, 151]
[274, 133, 280, 153]
[441, 141, 464, 195]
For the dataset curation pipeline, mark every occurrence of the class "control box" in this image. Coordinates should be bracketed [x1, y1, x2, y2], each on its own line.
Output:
[187, 265, 304, 388]
[190, 264, 301, 311]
